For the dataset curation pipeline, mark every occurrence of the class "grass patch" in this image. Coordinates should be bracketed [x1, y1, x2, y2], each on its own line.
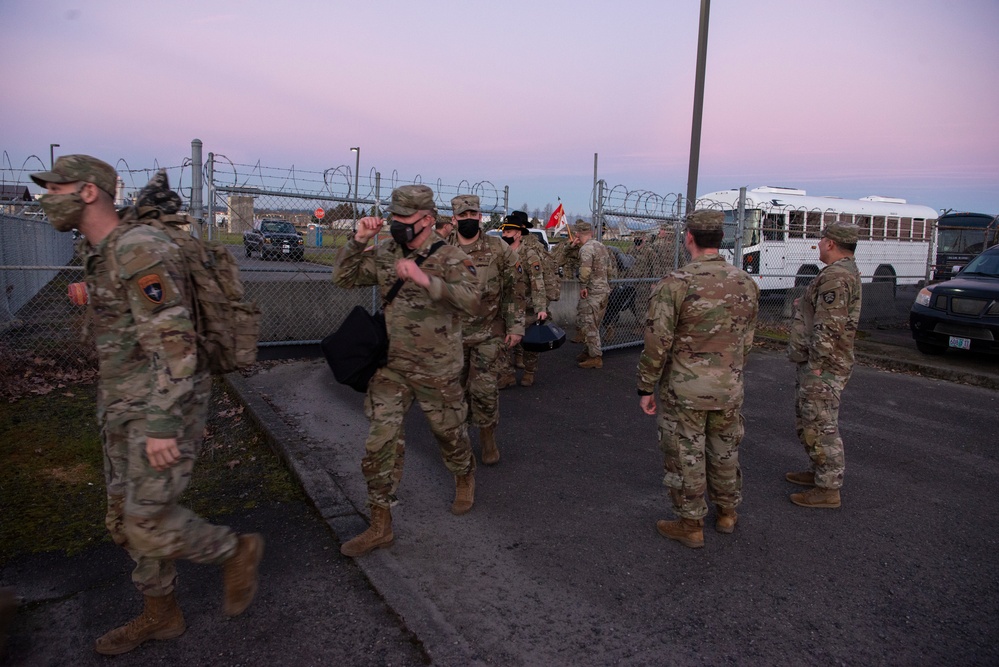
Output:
[0, 378, 304, 565]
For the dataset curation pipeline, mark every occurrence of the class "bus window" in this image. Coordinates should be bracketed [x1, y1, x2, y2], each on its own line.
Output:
[720, 209, 761, 249]
[763, 213, 785, 241]
[856, 215, 872, 240]
[872, 216, 886, 240]
[788, 210, 805, 238]
[912, 219, 927, 242]
[900, 217, 913, 240]
[806, 211, 822, 238]
[887, 217, 899, 239]
[838, 213, 854, 225]
[937, 229, 963, 252]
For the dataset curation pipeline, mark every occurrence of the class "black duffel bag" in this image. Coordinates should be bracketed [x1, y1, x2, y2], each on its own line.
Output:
[521, 320, 567, 352]
[322, 241, 445, 393]
[321, 306, 388, 392]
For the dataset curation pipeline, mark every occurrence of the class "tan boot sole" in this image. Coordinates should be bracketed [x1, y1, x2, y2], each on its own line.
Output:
[656, 520, 704, 548]
[790, 493, 841, 509]
[340, 535, 394, 558]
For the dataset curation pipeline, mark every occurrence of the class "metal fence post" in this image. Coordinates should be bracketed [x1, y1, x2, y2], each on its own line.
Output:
[191, 139, 203, 224]
[206, 152, 215, 241]
[735, 186, 746, 267]
[595, 179, 605, 241]
[503, 185, 509, 216]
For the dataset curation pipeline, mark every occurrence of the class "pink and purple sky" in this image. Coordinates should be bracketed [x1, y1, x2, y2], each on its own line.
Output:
[4, 0, 997, 219]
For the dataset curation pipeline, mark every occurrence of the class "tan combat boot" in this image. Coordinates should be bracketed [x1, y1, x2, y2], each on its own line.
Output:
[656, 517, 705, 549]
[520, 371, 535, 387]
[480, 426, 500, 465]
[790, 486, 841, 508]
[578, 355, 603, 369]
[498, 373, 517, 390]
[340, 506, 394, 557]
[715, 507, 738, 534]
[223, 533, 264, 616]
[451, 472, 475, 515]
[570, 331, 585, 344]
[576, 350, 590, 363]
[94, 592, 186, 655]
[785, 470, 816, 487]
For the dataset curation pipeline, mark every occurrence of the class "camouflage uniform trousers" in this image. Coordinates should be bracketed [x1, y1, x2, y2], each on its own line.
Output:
[462, 337, 505, 427]
[577, 290, 610, 357]
[103, 375, 237, 596]
[660, 401, 744, 520]
[795, 363, 848, 489]
[363, 365, 475, 510]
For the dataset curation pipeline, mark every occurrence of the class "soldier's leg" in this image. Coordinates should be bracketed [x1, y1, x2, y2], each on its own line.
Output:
[363, 367, 415, 508]
[124, 377, 239, 569]
[467, 339, 502, 429]
[795, 366, 846, 489]
[522, 349, 539, 374]
[661, 405, 709, 520]
[411, 373, 474, 476]
[704, 407, 744, 509]
[585, 293, 609, 357]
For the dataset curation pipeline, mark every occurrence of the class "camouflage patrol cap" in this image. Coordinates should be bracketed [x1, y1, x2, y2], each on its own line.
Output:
[685, 210, 724, 232]
[387, 184, 437, 217]
[574, 220, 593, 233]
[451, 194, 480, 216]
[136, 169, 183, 214]
[31, 154, 117, 198]
[822, 222, 860, 245]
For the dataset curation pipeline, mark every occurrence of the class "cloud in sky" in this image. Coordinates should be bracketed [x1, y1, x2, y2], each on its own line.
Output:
[3, 0, 997, 215]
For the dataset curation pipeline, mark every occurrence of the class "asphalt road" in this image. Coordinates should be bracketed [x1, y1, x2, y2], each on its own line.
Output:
[244, 344, 999, 666]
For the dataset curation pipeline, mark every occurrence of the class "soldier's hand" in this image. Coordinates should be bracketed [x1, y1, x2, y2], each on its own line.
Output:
[505, 333, 522, 348]
[395, 258, 431, 288]
[537, 311, 548, 322]
[640, 395, 657, 415]
[146, 437, 181, 471]
[580, 288, 589, 299]
[354, 217, 384, 243]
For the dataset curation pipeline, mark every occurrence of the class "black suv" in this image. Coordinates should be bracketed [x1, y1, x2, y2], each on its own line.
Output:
[243, 219, 304, 261]
[910, 244, 999, 355]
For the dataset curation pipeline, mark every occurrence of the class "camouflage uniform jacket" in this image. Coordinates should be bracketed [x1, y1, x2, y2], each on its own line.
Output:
[82, 207, 201, 438]
[516, 240, 548, 317]
[637, 254, 760, 410]
[332, 232, 480, 378]
[578, 239, 611, 295]
[458, 234, 526, 345]
[787, 257, 862, 377]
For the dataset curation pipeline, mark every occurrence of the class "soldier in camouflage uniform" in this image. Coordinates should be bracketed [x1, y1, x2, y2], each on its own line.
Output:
[573, 221, 612, 368]
[786, 222, 862, 509]
[435, 216, 457, 245]
[637, 210, 759, 549]
[451, 194, 526, 465]
[32, 156, 262, 655]
[552, 229, 581, 279]
[333, 185, 481, 558]
[498, 211, 549, 387]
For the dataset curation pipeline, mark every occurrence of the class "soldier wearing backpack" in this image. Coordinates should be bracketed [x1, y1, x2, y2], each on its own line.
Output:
[32, 156, 263, 656]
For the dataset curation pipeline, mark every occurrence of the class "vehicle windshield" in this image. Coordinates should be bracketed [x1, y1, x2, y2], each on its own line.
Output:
[719, 209, 762, 249]
[261, 221, 296, 234]
[938, 228, 988, 255]
[960, 251, 999, 277]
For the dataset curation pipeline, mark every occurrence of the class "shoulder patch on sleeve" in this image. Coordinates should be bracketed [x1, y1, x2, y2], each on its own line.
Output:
[516, 262, 523, 274]
[532, 263, 542, 273]
[463, 259, 477, 276]
[821, 290, 837, 304]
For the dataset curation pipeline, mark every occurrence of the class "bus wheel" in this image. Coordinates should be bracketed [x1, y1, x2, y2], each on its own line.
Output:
[873, 265, 897, 297]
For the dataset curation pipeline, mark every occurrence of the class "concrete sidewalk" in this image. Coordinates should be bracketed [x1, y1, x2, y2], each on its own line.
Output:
[227, 335, 999, 666]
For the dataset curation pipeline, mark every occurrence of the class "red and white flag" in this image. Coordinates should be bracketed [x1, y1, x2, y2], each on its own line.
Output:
[546, 201, 567, 234]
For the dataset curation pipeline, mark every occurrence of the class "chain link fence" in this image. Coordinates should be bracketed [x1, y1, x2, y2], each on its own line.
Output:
[1, 147, 937, 378]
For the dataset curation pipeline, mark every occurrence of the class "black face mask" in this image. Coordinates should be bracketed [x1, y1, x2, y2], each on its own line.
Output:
[457, 218, 480, 239]
[501, 235, 516, 245]
[390, 220, 418, 247]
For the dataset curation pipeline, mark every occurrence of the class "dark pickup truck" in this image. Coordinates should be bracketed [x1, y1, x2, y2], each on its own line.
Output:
[243, 219, 305, 261]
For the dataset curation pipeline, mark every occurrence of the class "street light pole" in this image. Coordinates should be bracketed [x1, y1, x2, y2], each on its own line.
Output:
[350, 147, 360, 230]
[685, 0, 711, 215]
[49, 144, 60, 169]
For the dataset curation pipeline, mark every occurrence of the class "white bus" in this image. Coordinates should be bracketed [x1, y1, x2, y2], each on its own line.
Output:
[696, 186, 938, 291]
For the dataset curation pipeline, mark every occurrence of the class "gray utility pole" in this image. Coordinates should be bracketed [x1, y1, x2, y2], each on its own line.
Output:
[685, 0, 711, 215]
